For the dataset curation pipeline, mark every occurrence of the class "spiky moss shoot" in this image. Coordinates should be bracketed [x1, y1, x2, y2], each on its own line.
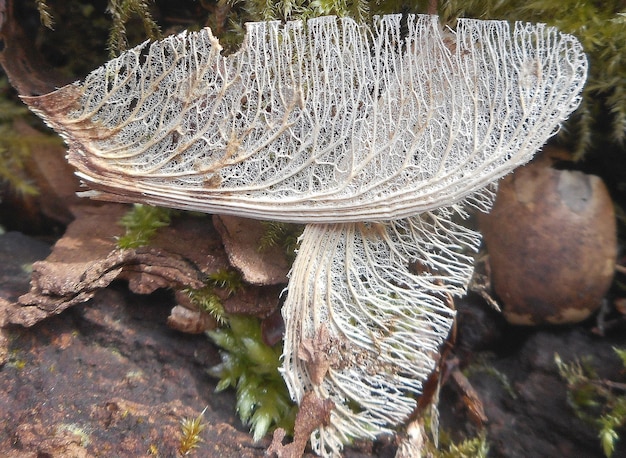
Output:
[259, 221, 303, 263]
[185, 270, 294, 440]
[207, 315, 297, 441]
[207, 268, 244, 296]
[556, 350, 626, 457]
[116, 204, 174, 249]
[183, 286, 227, 326]
[35, 0, 54, 28]
[420, 410, 490, 458]
[178, 407, 207, 456]
[435, 430, 489, 458]
[182, 268, 244, 326]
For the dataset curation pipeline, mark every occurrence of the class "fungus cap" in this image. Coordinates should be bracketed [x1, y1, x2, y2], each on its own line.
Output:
[23, 14, 586, 223]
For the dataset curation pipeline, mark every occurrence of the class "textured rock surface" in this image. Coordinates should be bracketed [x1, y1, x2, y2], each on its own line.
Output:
[0, 231, 382, 457]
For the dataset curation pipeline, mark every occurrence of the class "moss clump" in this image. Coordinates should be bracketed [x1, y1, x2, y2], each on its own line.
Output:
[183, 269, 244, 326]
[185, 273, 294, 441]
[207, 268, 244, 296]
[434, 430, 489, 458]
[116, 204, 174, 249]
[556, 350, 626, 457]
[207, 314, 297, 441]
[259, 221, 303, 263]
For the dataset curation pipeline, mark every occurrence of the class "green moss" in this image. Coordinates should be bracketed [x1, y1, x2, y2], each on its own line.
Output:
[116, 204, 174, 249]
[420, 409, 490, 458]
[182, 268, 244, 325]
[7, 351, 28, 371]
[178, 407, 207, 455]
[207, 268, 244, 296]
[431, 430, 489, 458]
[35, 0, 55, 29]
[258, 221, 303, 263]
[183, 286, 227, 325]
[556, 351, 626, 457]
[207, 314, 297, 441]
[105, 0, 161, 56]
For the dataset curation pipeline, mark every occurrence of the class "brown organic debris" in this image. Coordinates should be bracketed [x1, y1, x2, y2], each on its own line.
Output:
[213, 215, 291, 286]
[449, 362, 488, 426]
[298, 325, 335, 386]
[267, 391, 334, 458]
[0, 119, 81, 231]
[167, 304, 217, 334]
[9, 204, 229, 327]
[0, 0, 70, 95]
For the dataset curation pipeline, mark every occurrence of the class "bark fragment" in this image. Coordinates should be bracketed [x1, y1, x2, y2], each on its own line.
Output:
[10, 204, 227, 326]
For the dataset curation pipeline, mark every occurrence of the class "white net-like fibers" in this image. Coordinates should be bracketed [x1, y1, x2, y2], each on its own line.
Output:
[24, 14, 586, 223]
[281, 196, 485, 456]
[21, 14, 588, 457]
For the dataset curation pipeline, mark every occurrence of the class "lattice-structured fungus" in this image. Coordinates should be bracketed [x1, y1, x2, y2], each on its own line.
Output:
[23, 15, 587, 457]
[24, 15, 585, 223]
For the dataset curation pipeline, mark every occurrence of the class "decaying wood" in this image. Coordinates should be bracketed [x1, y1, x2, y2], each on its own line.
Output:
[0, 0, 71, 95]
[267, 392, 334, 458]
[7, 204, 283, 327]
